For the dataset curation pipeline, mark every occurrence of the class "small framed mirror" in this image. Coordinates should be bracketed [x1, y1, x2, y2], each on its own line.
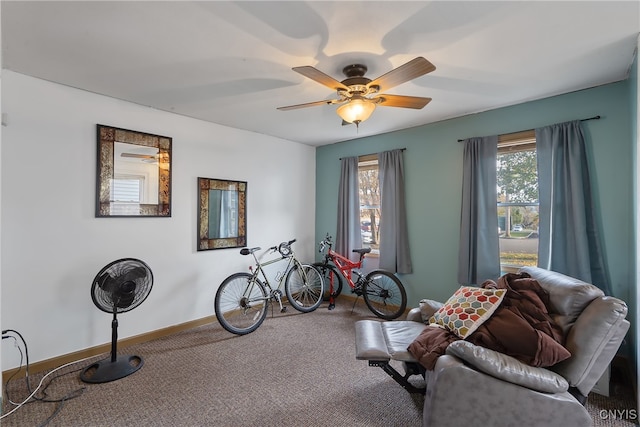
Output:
[96, 125, 171, 217]
[198, 177, 247, 251]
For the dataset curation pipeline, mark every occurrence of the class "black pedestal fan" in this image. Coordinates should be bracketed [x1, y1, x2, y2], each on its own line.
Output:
[80, 258, 153, 384]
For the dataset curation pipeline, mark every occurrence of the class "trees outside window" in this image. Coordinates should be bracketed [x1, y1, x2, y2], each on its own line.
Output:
[497, 134, 539, 270]
[358, 155, 380, 252]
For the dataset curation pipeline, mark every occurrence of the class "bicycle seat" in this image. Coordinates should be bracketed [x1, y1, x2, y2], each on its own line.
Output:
[240, 247, 261, 255]
[352, 248, 372, 255]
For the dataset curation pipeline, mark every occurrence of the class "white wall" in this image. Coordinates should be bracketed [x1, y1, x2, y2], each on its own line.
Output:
[0, 70, 316, 370]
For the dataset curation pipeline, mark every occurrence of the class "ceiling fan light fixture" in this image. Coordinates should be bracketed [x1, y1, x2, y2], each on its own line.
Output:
[336, 98, 376, 125]
[278, 57, 435, 128]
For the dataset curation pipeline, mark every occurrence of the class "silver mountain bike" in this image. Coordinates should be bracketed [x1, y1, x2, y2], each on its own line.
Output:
[214, 239, 324, 335]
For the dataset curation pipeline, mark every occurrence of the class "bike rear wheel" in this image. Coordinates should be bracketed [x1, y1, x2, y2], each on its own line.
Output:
[285, 263, 324, 313]
[362, 270, 407, 320]
[214, 272, 268, 335]
[312, 262, 343, 301]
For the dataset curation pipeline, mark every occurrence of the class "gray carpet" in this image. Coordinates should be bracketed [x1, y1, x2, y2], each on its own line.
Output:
[584, 365, 638, 427]
[1, 299, 636, 426]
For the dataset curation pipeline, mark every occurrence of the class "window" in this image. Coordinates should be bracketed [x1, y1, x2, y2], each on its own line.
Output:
[358, 154, 380, 253]
[110, 174, 145, 215]
[497, 130, 539, 272]
[112, 175, 144, 202]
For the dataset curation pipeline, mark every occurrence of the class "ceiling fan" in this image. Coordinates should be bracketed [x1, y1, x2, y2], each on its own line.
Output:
[277, 57, 435, 127]
[120, 150, 170, 164]
[120, 153, 156, 160]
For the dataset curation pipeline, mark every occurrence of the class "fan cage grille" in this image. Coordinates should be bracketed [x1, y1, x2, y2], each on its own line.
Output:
[91, 258, 153, 313]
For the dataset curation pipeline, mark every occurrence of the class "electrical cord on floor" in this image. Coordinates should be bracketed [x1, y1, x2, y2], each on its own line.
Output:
[33, 365, 86, 427]
[2, 331, 27, 405]
[1, 329, 88, 426]
[2, 332, 24, 405]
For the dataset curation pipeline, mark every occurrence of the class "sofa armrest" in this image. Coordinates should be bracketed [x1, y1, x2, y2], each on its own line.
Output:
[406, 299, 444, 323]
[423, 354, 591, 427]
[553, 295, 629, 395]
[406, 307, 422, 322]
[417, 299, 444, 322]
[445, 341, 568, 393]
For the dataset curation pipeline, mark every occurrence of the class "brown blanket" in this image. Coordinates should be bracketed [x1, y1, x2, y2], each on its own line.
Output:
[407, 273, 571, 370]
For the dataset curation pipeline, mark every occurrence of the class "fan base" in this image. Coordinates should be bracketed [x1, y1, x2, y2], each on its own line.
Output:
[79, 354, 143, 384]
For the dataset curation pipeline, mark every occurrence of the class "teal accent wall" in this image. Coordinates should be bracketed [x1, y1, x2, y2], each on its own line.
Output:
[316, 82, 634, 316]
[630, 43, 638, 382]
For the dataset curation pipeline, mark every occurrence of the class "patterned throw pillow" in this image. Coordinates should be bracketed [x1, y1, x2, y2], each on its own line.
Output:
[429, 286, 506, 339]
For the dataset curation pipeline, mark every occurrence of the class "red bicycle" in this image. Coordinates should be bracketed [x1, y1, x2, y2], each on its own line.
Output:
[313, 234, 407, 320]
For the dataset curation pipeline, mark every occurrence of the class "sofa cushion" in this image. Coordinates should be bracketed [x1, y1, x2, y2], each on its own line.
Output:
[519, 267, 604, 331]
[446, 340, 569, 393]
[428, 286, 506, 339]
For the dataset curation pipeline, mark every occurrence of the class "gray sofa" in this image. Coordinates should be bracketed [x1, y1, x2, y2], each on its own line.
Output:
[355, 266, 629, 427]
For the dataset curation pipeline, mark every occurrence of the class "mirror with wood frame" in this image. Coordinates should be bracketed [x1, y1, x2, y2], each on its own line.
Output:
[96, 124, 171, 217]
[198, 177, 247, 250]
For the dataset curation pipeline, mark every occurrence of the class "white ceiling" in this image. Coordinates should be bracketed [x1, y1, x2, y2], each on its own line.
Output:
[2, 1, 639, 147]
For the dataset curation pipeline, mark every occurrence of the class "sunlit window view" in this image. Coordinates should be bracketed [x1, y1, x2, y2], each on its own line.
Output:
[358, 155, 380, 254]
[110, 175, 145, 215]
[497, 132, 539, 272]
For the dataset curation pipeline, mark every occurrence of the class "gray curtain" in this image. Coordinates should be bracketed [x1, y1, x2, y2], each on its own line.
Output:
[457, 136, 500, 285]
[336, 156, 362, 262]
[536, 120, 612, 294]
[378, 149, 412, 273]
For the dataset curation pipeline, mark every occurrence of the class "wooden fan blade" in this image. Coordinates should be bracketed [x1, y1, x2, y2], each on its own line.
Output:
[368, 57, 435, 92]
[292, 66, 350, 91]
[374, 94, 432, 109]
[277, 99, 344, 111]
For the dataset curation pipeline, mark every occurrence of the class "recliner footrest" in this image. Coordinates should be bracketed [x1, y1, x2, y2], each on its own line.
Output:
[355, 320, 392, 361]
[355, 320, 428, 394]
[355, 320, 427, 362]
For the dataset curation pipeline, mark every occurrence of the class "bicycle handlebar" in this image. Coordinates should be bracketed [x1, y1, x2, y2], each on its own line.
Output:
[267, 238, 296, 257]
[318, 233, 333, 253]
[318, 233, 368, 261]
[241, 238, 296, 257]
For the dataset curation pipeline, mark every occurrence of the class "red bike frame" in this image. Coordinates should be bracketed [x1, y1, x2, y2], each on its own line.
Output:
[320, 238, 370, 306]
[317, 233, 407, 319]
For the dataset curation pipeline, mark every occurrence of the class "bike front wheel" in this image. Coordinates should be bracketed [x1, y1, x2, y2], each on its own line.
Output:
[285, 263, 324, 313]
[312, 262, 343, 301]
[214, 273, 268, 335]
[362, 270, 407, 320]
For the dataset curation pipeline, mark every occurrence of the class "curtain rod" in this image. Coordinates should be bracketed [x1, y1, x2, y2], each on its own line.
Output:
[456, 115, 601, 142]
[339, 147, 406, 160]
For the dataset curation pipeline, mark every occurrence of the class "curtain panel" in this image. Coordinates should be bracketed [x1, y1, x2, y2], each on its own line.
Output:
[457, 136, 501, 285]
[378, 149, 413, 274]
[536, 120, 612, 295]
[336, 156, 362, 262]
